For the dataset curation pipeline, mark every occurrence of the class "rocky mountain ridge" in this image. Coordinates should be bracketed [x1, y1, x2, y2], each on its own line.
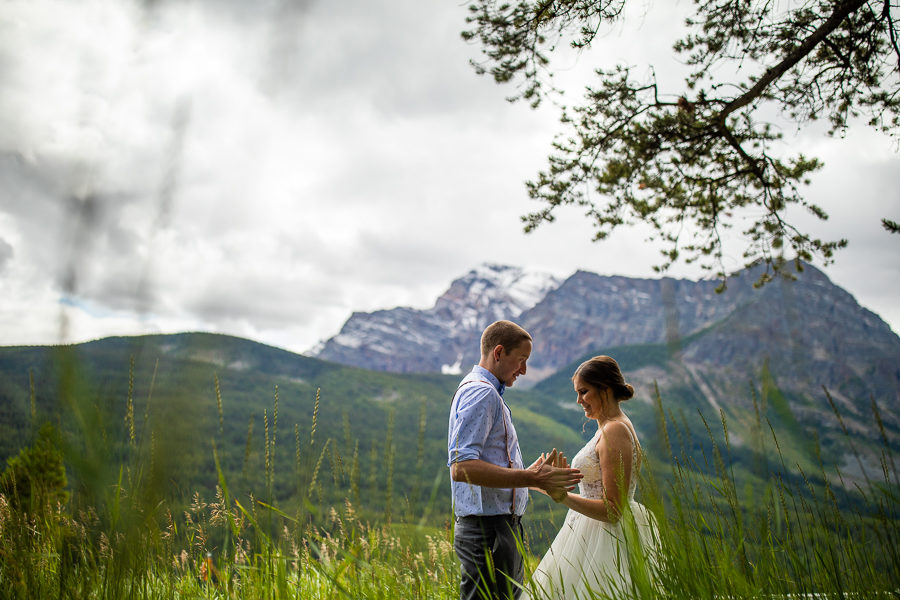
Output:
[518, 269, 759, 379]
[311, 264, 561, 374]
[310, 262, 900, 467]
[312, 262, 876, 380]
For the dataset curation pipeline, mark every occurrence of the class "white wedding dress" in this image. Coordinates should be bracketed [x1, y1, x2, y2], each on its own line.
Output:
[522, 424, 659, 600]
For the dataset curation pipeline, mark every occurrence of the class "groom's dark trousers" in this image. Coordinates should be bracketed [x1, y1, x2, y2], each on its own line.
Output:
[454, 514, 524, 600]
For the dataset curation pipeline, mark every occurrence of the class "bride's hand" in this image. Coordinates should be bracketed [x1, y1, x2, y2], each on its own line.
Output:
[549, 487, 568, 503]
[527, 452, 547, 471]
[549, 452, 571, 502]
[553, 452, 570, 469]
[528, 453, 549, 495]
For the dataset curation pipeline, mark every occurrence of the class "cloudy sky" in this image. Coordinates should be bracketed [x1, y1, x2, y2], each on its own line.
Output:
[1, 0, 898, 355]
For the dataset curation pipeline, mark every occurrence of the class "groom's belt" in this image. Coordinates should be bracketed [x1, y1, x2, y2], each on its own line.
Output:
[456, 513, 523, 526]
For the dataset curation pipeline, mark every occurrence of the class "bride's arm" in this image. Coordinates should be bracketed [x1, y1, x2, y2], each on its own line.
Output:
[553, 422, 633, 523]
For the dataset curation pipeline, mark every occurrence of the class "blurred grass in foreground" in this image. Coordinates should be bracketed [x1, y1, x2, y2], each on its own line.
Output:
[0, 353, 897, 599]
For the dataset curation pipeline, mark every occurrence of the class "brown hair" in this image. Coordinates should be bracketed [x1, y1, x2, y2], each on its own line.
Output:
[480, 320, 532, 357]
[573, 355, 635, 401]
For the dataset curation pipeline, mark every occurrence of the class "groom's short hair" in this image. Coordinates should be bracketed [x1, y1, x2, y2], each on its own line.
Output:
[481, 320, 532, 357]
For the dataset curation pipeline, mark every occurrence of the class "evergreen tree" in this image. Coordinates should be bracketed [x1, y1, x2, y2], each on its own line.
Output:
[0, 423, 69, 512]
[462, 0, 900, 285]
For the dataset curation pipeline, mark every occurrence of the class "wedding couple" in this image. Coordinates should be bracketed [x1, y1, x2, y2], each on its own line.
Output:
[448, 320, 658, 600]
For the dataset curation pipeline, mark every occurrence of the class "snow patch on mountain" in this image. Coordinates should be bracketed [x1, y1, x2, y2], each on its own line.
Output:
[308, 264, 563, 372]
[441, 353, 464, 375]
[433, 264, 562, 329]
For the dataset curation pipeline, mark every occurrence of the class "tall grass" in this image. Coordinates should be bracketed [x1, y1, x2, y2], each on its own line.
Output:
[629, 385, 900, 599]
[0, 354, 458, 599]
[0, 355, 897, 599]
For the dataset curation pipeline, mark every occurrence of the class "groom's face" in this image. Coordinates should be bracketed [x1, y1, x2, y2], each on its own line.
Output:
[496, 340, 532, 387]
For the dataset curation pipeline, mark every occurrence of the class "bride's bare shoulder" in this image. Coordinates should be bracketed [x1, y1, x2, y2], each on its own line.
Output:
[596, 420, 632, 452]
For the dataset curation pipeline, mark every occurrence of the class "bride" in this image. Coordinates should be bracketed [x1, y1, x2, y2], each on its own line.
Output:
[522, 356, 659, 600]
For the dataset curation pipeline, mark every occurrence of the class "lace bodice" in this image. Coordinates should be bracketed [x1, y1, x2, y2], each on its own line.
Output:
[570, 423, 640, 501]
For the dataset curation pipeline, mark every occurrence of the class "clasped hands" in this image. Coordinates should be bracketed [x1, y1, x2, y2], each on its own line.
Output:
[528, 448, 582, 503]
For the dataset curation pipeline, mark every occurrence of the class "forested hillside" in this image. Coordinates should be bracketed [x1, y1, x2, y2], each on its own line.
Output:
[0, 333, 582, 533]
[2, 331, 890, 552]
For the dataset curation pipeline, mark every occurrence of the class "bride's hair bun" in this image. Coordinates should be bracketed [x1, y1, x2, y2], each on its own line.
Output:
[573, 356, 635, 402]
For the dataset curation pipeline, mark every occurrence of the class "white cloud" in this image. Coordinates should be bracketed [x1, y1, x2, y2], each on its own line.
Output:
[0, 0, 898, 354]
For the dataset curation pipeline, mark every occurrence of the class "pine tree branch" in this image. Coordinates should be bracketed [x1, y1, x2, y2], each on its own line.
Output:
[715, 0, 869, 181]
[884, 0, 900, 73]
[718, 0, 869, 122]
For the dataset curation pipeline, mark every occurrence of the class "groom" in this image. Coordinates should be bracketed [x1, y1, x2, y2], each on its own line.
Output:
[448, 320, 582, 600]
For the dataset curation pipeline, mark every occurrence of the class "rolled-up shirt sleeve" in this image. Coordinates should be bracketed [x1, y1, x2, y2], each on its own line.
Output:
[448, 387, 495, 465]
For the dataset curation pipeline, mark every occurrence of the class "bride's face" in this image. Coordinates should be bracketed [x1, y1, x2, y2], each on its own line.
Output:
[573, 375, 605, 419]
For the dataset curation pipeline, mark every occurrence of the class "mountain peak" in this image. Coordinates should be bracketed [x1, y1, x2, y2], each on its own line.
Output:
[309, 264, 563, 374]
[433, 264, 562, 324]
[308, 262, 900, 420]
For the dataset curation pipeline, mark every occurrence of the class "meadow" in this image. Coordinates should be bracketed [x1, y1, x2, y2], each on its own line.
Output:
[1, 346, 898, 599]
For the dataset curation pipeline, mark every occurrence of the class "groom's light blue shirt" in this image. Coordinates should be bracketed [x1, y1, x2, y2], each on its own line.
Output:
[448, 365, 527, 517]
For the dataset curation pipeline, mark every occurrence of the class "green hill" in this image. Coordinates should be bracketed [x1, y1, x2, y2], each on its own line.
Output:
[0, 333, 582, 528]
[522, 340, 888, 517]
[0, 332, 890, 552]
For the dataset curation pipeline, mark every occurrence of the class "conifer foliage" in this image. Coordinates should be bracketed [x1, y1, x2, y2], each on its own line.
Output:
[0, 423, 69, 513]
[462, 0, 900, 284]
